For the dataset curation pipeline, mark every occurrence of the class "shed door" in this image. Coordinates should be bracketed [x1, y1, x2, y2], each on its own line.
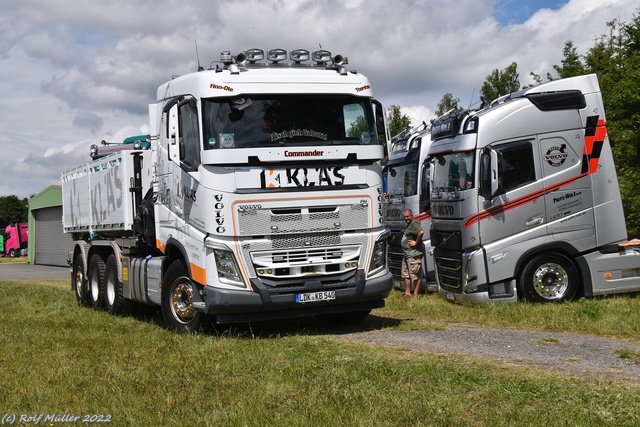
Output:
[34, 207, 74, 266]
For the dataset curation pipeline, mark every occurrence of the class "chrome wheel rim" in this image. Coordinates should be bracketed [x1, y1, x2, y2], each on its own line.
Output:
[532, 262, 568, 300]
[90, 268, 100, 302]
[75, 268, 84, 299]
[171, 279, 196, 323]
[106, 269, 116, 306]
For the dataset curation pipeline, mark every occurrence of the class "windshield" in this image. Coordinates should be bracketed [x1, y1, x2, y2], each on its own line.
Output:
[432, 152, 475, 191]
[202, 95, 379, 149]
[386, 161, 418, 197]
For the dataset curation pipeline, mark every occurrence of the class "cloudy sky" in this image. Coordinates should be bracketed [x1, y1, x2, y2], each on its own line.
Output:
[1, 0, 637, 199]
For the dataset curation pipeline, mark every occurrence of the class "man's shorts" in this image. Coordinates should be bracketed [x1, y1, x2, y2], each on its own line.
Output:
[401, 255, 424, 281]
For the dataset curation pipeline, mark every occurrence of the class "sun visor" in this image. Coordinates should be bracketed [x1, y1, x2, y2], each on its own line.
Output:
[200, 145, 384, 165]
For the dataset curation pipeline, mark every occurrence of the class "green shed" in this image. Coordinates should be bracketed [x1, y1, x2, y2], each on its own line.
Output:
[28, 185, 75, 267]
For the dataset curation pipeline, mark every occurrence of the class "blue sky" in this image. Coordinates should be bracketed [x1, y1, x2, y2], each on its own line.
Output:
[496, 0, 569, 25]
[0, 0, 636, 199]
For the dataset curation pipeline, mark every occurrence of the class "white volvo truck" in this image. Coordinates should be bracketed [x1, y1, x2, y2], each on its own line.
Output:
[383, 123, 436, 290]
[62, 48, 392, 331]
[428, 73, 640, 304]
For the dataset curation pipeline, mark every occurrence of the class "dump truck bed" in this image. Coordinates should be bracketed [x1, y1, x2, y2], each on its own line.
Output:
[61, 150, 152, 234]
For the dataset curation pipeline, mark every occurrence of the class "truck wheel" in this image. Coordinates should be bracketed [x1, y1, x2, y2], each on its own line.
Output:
[316, 309, 371, 327]
[88, 254, 106, 309]
[105, 254, 131, 315]
[519, 253, 578, 302]
[73, 253, 90, 306]
[161, 260, 209, 333]
[9, 249, 17, 258]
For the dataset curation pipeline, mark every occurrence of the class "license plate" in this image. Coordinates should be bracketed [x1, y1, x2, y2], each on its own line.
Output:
[445, 291, 455, 301]
[295, 290, 336, 304]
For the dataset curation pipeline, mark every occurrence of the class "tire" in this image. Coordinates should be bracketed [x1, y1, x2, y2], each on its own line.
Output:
[88, 254, 106, 309]
[161, 260, 209, 333]
[316, 309, 372, 328]
[519, 252, 578, 302]
[9, 249, 17, 258]
[104, 254, 132, 315]
[73, 253, 90, 306]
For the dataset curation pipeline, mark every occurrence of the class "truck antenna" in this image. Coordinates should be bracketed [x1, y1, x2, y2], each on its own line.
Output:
[195, 40, 203, 71]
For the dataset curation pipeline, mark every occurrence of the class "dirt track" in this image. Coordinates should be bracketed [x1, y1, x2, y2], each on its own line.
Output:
[343, 320, 640, 385]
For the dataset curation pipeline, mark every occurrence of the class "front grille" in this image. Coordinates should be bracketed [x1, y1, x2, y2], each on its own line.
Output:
[431, 229, 462, 250]
[237, 203, 369, 236]
[388, 251, 403, 276]
[235, 200, 371, 288]
[240, 234, 370, 287]
[251, 245, 360, 281]
[436, 253, 462, 290]
[272, 232, 340, 249]
[388, 235, 403, 277]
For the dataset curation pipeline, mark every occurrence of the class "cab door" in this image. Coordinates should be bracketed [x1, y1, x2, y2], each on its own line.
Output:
[478, 139, 545, 284]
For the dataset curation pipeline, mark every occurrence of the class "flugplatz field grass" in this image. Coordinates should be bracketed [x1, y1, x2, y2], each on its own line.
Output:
[1, 280, 639, 426]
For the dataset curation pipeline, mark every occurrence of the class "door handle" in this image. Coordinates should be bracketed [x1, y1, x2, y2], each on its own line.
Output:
[526, 217, 544, 227]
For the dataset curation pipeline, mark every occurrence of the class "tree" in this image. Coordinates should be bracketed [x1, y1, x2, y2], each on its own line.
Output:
[479, 62, 520, 107]
[386, 105, 412, 139]
[347, 115, 368, 138]
[435, 93, 461, 117]
[585, 16, 640, 234]
[0, 195, 28, 229]
[525, 41, 585, 88]
[535, 13, 640, 233]
[553, 40, 587, 78]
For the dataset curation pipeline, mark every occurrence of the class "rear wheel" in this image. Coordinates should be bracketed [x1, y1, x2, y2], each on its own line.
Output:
[161, 260, 209, 333]
[89, 254, 106, 309]
[105, 254, 131, 315]
[73, 253, 90, 306]
[519, 253, 578, 302]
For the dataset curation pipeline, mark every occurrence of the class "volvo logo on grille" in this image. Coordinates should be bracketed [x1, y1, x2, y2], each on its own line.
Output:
[238, 204, 262, 212]
[434, 204, 454, 215]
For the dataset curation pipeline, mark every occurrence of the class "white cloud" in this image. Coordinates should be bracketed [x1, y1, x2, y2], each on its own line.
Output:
[0, 0, 637, 198]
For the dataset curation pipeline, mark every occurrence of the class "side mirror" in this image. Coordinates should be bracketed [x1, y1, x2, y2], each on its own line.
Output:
[480, 147, 502, 200]
[373, 99, 389, 145]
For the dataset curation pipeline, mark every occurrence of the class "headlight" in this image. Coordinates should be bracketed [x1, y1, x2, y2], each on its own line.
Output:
[214, 249, 246, 288]
[367, 239, 387, 277]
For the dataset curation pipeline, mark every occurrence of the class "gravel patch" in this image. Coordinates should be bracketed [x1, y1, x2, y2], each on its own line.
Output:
[343, 323, 640, 384]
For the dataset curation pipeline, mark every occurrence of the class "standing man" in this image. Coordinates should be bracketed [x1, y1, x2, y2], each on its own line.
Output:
[401, 209, 424, 298]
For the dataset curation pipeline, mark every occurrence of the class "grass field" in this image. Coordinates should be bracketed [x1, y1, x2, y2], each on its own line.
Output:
[0, 256, 28, 264]
[1, 278, 639, 426]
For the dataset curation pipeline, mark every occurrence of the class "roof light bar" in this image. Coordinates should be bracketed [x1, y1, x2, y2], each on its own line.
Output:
[245, 48, 264, 63]
[290, 49, 310, 64]
[268, 49, 287, 63]
[313, 49, 332, 64]
[215, 48, 350, 71]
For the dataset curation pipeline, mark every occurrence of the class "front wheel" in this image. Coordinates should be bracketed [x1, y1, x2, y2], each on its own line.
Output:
[519, 252, 579, 302]
[161, 260, 209, 333]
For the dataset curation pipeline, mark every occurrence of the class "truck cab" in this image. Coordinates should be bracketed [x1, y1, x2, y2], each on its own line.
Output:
[429, 74, 639, 305]
[63, 48, 392, 332]
[4, 223, 28, 257]
[383, 123, 436, 291]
